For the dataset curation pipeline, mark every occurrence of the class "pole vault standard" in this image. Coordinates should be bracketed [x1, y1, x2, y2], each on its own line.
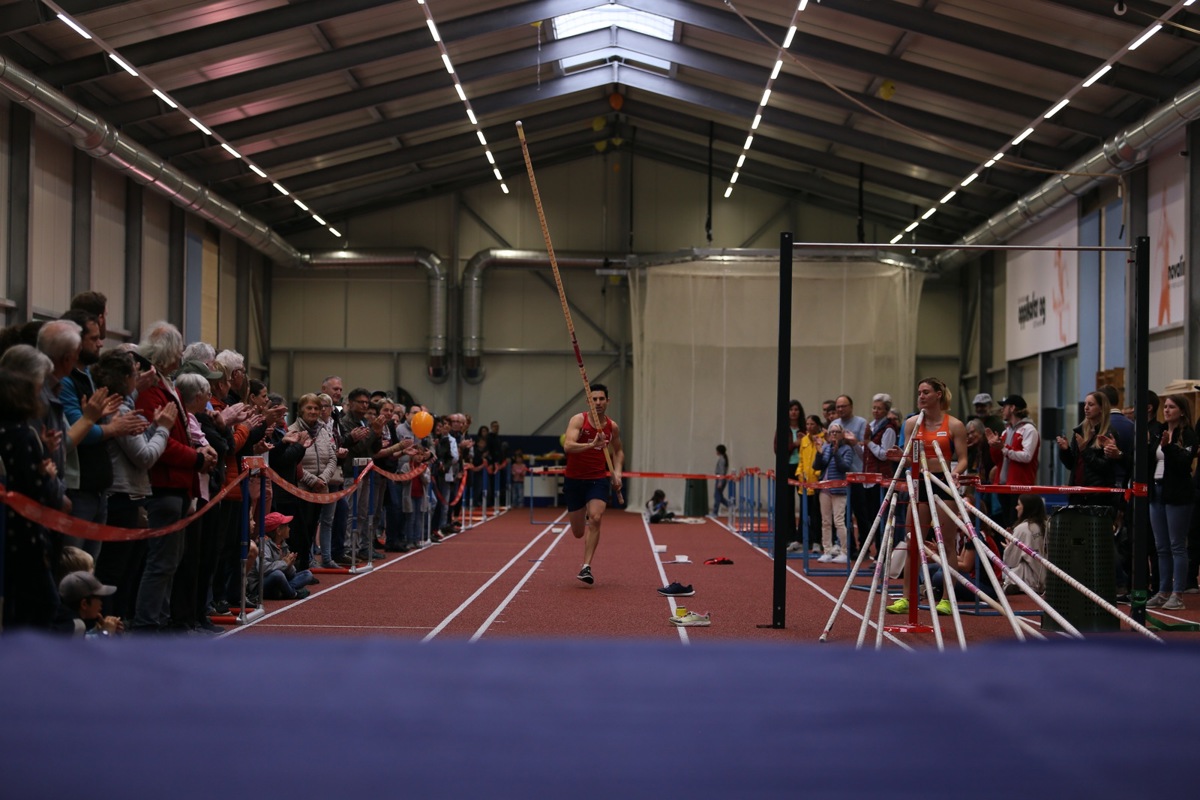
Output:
[515, 121, 622, 504]
[777, 235, 1149, 642]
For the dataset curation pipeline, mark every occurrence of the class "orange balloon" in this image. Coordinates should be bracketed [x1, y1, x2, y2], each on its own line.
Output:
[411, 410, 434, 439]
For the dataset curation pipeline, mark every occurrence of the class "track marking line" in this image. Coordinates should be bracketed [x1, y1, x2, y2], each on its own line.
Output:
[256, 623, 433, 630]
[221, 515, 555, 639]
[644, 517, 689, 645]
[711, 518, 914, 651]
[469, 528, 570, 641]
[424, 513, 568, 642]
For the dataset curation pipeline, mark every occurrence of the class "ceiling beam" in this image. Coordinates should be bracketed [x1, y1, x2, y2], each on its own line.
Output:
[98, 0, 601, 125]
[225, 100, 614, 206]
[828, 0, 1178, 101]
[38, 0, 401, 86]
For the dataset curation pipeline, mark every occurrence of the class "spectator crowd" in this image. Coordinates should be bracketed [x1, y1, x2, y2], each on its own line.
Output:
[783, 387, 1199, 611]
[0, 293, 522, 636]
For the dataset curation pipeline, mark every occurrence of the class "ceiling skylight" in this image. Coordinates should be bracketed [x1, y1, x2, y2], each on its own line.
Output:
[552, 4, 675, 73]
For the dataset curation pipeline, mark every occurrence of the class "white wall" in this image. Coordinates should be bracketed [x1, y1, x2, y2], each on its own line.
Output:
[30, 122, 72, 315]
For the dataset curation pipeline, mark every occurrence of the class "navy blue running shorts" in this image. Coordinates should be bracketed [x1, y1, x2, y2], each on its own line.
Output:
[564, 477, 611, 511]
[911, 474, 954, 504]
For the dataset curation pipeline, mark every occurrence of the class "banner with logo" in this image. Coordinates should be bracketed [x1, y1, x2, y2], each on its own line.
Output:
[1148, 133, 1186, 331]
[1006, 204, 1078, 361]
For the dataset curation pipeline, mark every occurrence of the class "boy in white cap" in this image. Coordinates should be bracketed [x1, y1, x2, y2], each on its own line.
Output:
[58, 571, 123, 637]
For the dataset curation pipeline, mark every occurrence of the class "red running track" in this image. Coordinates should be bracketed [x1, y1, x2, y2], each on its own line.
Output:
[221, 508, 1158, 646]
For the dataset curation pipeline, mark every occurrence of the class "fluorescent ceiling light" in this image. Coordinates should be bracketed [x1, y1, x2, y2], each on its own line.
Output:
[940, 191, 957, 204]
[960, 173, 978, 187]
[109, 53, 137, 76]
[1129, 24, 1162, 50]
[328, 228, 342, 238]
[56, 14, 91, 39]
[1082, 64, 1112, 87]
[1011, 128, 1034, 145]
[220, 143, 241, 158]
[921, 207, 937, 219]
[152, 89, 177, 108]
[1044, 99, 1070, 119]
[426, 19, 440, 42]
[249, 164, 267, 178]
[272, 183, 289, 196]
[188, 118, 211, 135]
[905, 222, 919, 232]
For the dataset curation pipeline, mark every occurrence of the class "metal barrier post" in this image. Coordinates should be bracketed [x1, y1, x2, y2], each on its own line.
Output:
[349, 459, 373, 574]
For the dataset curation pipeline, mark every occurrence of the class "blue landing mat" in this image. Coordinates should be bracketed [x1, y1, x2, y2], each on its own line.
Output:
[0, 634, 1191, 799]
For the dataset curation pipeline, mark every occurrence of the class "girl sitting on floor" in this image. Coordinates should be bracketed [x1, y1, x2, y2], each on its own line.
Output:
[645, 490, 678, 523]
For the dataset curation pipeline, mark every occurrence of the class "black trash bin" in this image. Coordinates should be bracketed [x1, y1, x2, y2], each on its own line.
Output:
[684, 478, 709, 517]
[1043, 505, 1119, 633]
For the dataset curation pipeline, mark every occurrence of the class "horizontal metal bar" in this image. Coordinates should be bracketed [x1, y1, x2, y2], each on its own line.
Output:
[792, 242, 1132, 252]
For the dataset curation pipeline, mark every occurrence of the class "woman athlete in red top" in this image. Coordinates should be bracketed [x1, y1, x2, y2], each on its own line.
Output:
[885, 377, 968, 607]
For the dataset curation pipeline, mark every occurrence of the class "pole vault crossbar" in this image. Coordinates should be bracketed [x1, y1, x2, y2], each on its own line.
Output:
[774, 233, 1151, 640]
[790, 242, 1133, 252]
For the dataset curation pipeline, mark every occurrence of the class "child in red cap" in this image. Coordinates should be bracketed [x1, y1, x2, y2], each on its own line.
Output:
[254, 512, 319, 601]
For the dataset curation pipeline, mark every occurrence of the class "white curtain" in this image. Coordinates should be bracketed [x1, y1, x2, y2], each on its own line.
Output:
[629, 257, 926, 513]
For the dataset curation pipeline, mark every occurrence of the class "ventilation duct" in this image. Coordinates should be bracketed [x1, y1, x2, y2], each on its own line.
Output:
[303, 250, 449, 382]
[462, 249, 627, 383]
[937, 77, 1200, 271]
[0, 53, 302, 267]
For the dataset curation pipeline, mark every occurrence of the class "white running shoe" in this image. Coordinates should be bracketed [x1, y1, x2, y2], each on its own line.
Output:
[669, 610, 711, 627]
[831, 553, 848, 564]
[786, 541, 803, 553]
[817, 553, 834, 563]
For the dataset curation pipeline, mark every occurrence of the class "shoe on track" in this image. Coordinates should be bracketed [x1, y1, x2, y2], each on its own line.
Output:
[670, 610, 711, 627]
[885, 597, 909, 614]
[657, 582, 695, 597]
[935, 598, 952, 616]
[577, 565, 594, 585]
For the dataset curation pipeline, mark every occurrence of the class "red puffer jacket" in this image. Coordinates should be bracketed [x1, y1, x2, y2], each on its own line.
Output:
[135, 378, 200, 494]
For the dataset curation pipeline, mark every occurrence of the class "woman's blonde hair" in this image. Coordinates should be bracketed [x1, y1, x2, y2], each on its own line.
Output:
[918, 377, 951, 411]
[1081, 391, 1111, 445]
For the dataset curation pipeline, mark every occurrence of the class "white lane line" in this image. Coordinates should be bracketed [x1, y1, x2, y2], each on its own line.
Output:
[644, 516, 690, 645]
[423, 513, 568, 642]
[221, 516, 526, 639]
[220, 540, 433, 638]
[711, 518, 914, 651]
[469, 526, 570, 641]
[257, 624, 433, 630]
